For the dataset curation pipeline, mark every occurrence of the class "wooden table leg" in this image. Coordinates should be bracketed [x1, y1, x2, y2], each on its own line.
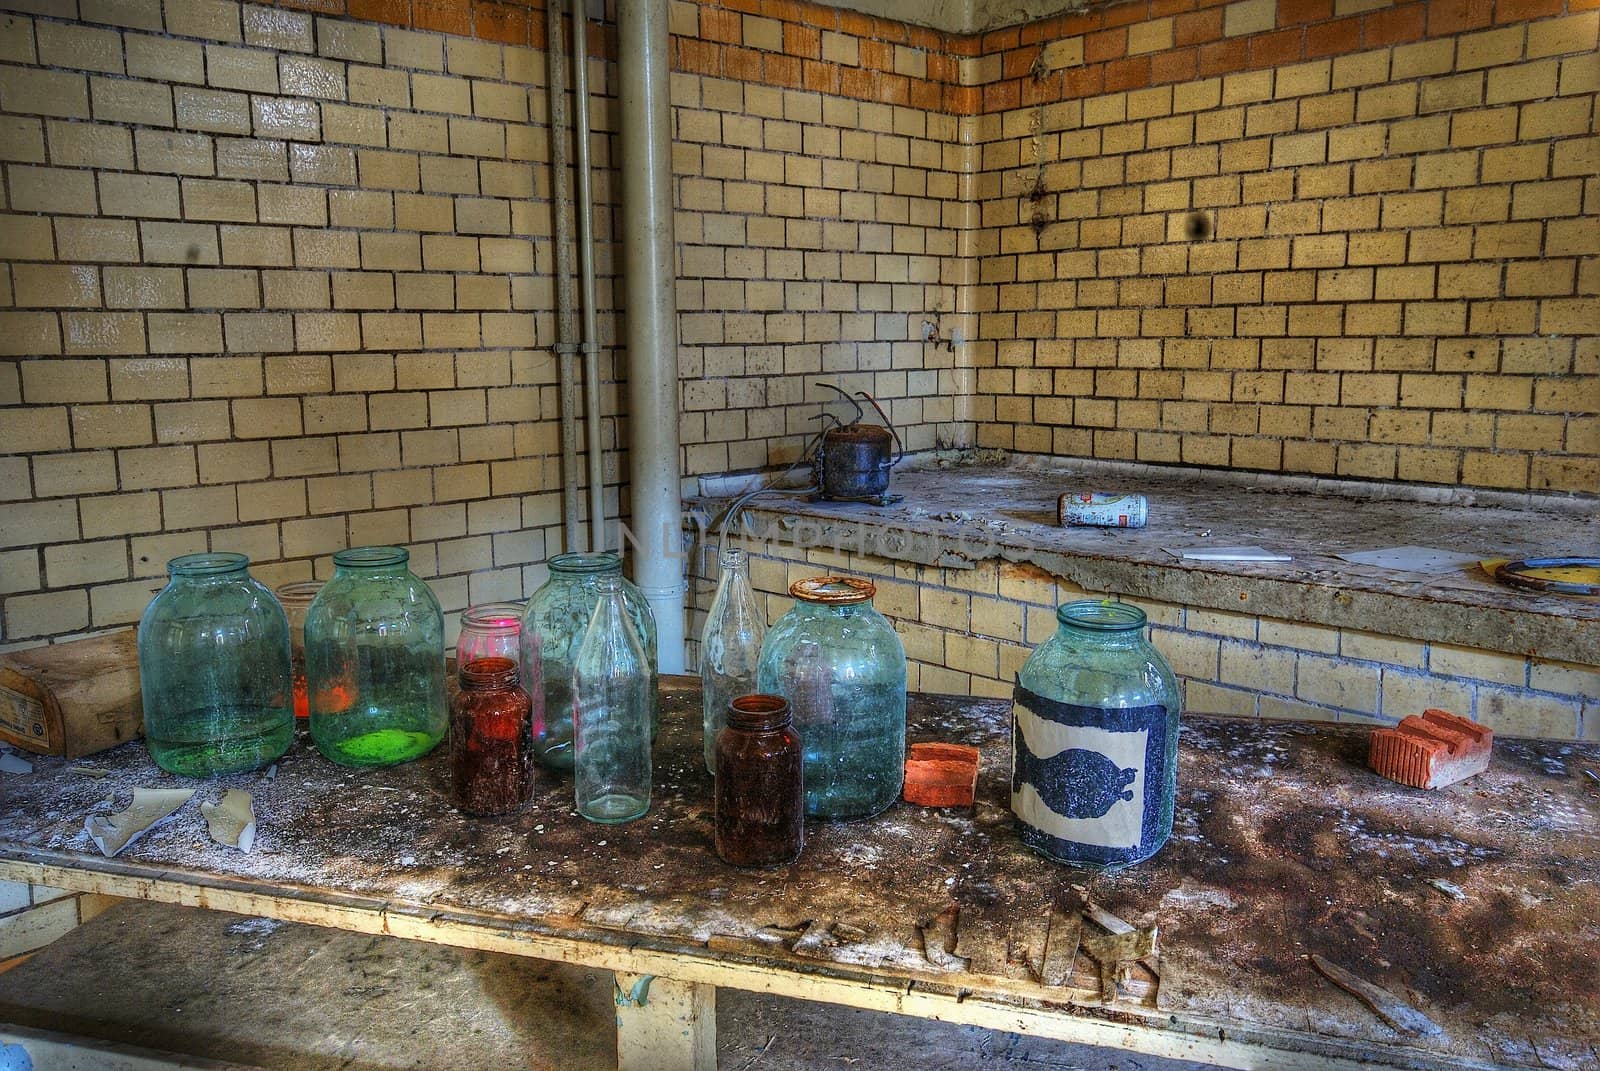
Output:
[613, 972, 715, 1071]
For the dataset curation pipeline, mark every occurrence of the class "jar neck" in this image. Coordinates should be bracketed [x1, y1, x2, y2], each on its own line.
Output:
[460, 657, 521, 690]
[550, 551, 621, 579]
[1057, 622, 1144, 649]
[718, 548, 748, 575]
[727, 694, 791, 732]
[169, 553, 249, 582]
[460, 603, 523, 637]
[332, 546, 410, 577]
[796, 600, 865, 619]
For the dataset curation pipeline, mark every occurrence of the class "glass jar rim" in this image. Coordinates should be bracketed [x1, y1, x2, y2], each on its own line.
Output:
[727, 693, 791, 728]
[274, 579, 324, 603]
[549, 551, 622, 574]
[460, 656, 520, 687]
[169, 552, 249, 577]
[718, 546, 747, 565]
[790, 576, 874, 604]
[1057, 599, 1146, 631]
[333, 546, 409, 569]
[461, 602, 525, 632]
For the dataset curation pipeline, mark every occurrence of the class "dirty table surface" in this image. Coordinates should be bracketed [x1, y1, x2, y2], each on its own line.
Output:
[2, 682, 1598, 1071]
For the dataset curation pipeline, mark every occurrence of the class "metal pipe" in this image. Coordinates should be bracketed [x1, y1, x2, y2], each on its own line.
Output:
[571, 0, 605, 552]
[618, 0, 685, 673]
[545, 0, 582, 553]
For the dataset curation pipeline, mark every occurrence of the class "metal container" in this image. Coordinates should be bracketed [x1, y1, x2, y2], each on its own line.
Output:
[1058, 492, 1148, 528]
[820, 423, 896, 500]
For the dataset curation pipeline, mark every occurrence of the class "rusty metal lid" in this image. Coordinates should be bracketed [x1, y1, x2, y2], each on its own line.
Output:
[825, 423, 892, 444]
[789, 576, 876, 604]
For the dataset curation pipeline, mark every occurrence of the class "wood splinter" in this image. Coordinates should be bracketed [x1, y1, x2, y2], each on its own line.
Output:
[1310, 954, 1443, 1037]
[1082, 926, 1158, 1005]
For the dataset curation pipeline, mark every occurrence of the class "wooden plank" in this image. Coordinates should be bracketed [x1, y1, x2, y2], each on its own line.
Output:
[1039, 906, 1081, 988]
[614, 973, 715, 1071]
[0, 896, 81, 960]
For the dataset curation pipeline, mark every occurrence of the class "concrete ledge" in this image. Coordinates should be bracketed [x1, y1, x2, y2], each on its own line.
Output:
[707, 456, 1598, 666]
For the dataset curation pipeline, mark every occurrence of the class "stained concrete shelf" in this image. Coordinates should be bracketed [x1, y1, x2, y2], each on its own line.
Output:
[715, 456, 1599, 665]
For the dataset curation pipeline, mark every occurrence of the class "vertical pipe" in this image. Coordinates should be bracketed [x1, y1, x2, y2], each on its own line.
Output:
[618, 0, 685, 673]
[546, 0, 583, 553]
[571, 0, 606, 552]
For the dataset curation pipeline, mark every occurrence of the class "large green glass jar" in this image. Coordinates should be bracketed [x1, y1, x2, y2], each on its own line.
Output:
[137, 553, 294, 777]
[306, 546, 446, 767]
[757, 576, 906, 819]
[520, 552, 657, 772]
[1012, 600, 1181, 870]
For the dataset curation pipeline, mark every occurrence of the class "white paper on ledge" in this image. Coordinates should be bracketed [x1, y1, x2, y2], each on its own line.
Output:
[1168, 545, 1293, 562]
[1336, 545, 1481, 574]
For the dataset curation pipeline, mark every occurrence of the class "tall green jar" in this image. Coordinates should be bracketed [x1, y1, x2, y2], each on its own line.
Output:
[757, 576, 907, 819]
[520, 552, 658, 772]
[1012, 600, 1181, 870]
[137, 553, 294, 777]
[306, 546, 447, 766]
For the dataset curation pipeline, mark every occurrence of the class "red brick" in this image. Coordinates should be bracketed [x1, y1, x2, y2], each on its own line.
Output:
[1020, 14, 1064, 44]
[838, 64, 875, 98]
[1103, 1, 1154, 29]
[677, 38, 721, 76]
[724, 0, 762, 14]
[1306, 16, 1361, 57]
[765, 53, 802, 87]
[943, 84, 980, 113]
[910, 77, 942, 110]
[1369, 709, 1492, 790]
[903, 743, 980, 808]
[946, 34, 983, 57]
[347, 0, 409, 27]
[879, 72, 910, 104]
[1176, 7, 1223, 45]
[1426, 0, 1492, 36]
[1002, 45, 1034, 79]
[837, 10, 873, 37]
[1151, 45, 1199, 83]
[277, 0, 345, 15]
[699, 7, 742, 44]
[1086, 27, 1128, 62]
[1494, 0, 1563, 21]
[412, 0, 468, 35]
[723, 45, 763, 81]
[858, 38, 893, 70]
[1571, 0, 1600, 11]
[783, 22, 820, 58]
[1279, 0, 1332, 25]
[926, 52, 957, 83]
[472, 2, 527, 45]
[802, 58, 839, 94]
[1198, 37, 1247, 76]
[982, 78, 1021, 112]
[793, 1, 838, 31]
[872, 16, 909, 44]
[1151, 0, 1202, 16]
[1363, 3, 1425, 46]
[1105, 55, 1151, 91]
[1061, 63, 1105, 97]
[909, 26, 942, 50]
[1248, 27, 1303, 68]
[1022, 73, 1064, 105]
[981, 25, 1020, 52]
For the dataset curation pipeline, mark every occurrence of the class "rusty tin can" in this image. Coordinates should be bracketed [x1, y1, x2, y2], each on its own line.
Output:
[1057, 492, 1148, 528]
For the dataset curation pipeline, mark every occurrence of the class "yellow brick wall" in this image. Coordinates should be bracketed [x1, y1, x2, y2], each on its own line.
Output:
[966, 4, 1600, 493]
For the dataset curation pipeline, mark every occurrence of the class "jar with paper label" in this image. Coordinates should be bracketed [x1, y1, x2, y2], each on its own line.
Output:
[1011, 599, 1180, 870]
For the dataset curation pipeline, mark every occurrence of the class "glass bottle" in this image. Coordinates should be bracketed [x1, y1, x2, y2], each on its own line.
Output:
[306, 546, 447, 767]
[1012, 599, 1181, 870]
[274, 579, 322, 727]
[714, 694, 804, 867]
[572, 574, 651, 823]
[457, 601, 524, 666]
[137, 553, 294, 777]
[700, 547, 765, 772]
[756, 576, 907, 820]
[521, 552, 657, 772]
[450, 656, 534, 816]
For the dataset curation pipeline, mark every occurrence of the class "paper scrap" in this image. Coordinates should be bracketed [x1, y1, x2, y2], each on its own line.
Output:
[1338, 545, 1480, 574]
[0, 749, 33, 775]
[1171, 546, 1292, 562]
[85, 788, 195, 857]
[201, 789, 257, 853]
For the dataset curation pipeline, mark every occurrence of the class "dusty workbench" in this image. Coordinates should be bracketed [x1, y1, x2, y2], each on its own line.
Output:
[1, 679, 1597, 1071]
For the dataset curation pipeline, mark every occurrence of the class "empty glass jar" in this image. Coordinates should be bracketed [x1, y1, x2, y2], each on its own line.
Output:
[700, 547, 765, 772]
[138, 553, 294, 777]
[274, 579, 322, 727]
[450, 656, 534, 816]
[306, 546, 447, 767]
[757, 576, 907, 819]
[573, 574, 652, 823]
[521, 552, 657, 772]
[457, 602, 524, 666]
[1012, 600, 1181, 870]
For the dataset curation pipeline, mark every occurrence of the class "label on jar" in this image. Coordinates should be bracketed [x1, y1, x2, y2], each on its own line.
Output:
[1010, 683, 1169, 863]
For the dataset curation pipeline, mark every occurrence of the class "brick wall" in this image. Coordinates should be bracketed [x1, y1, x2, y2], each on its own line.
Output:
[966, 0, 1599, 493]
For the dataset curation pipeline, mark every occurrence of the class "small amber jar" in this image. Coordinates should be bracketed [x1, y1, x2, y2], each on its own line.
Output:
[450, 657, 534, 816]
[714, 694, 804, 867]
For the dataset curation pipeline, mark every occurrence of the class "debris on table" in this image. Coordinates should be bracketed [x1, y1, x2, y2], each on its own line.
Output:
[84, 787, 195, 857]
[1169, 545, 1292, 562]
[0, 749, 32, 775]
[1057, 492, 1148, 528]
[1425, 878, 1467, 901]
[903, 742, 979, 807]
[1369, 709, 1492, 790]
[1081, 924, 1158, 1005]
[1310, 954, 1443, 1037]
[202, 789, 257, 853]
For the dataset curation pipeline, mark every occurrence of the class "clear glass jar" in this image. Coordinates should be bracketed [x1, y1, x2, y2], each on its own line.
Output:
[757, 576, 907, 820]
[274, 580, 322, 727]
[700, 547, 765, 772]
[450, 656, 534, 816]
[714, 694, 804, 867]
[1012, 599, 1181, 870]
[573, 574, 651, 823]
[306, 546, 446, 767]
[457, 601, 525, 666]
[137, 553, 294, 777]
[521, 552, 657, 772]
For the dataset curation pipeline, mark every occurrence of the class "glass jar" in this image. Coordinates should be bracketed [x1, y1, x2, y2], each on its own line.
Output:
[700, 547, 765, 772]
[137, 553, 294, 777]
[1012, 599, 1181, 870]
[274, 580, 322, 727]
[521, 552, 657, 772]
[306, 546, 447, 767]
[756, 576, 906, 820]
[714, 694, 804, 867]
[457, 602, 524, 666]
[573, 574, 651, 823]
[450, 657, 533, 816]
